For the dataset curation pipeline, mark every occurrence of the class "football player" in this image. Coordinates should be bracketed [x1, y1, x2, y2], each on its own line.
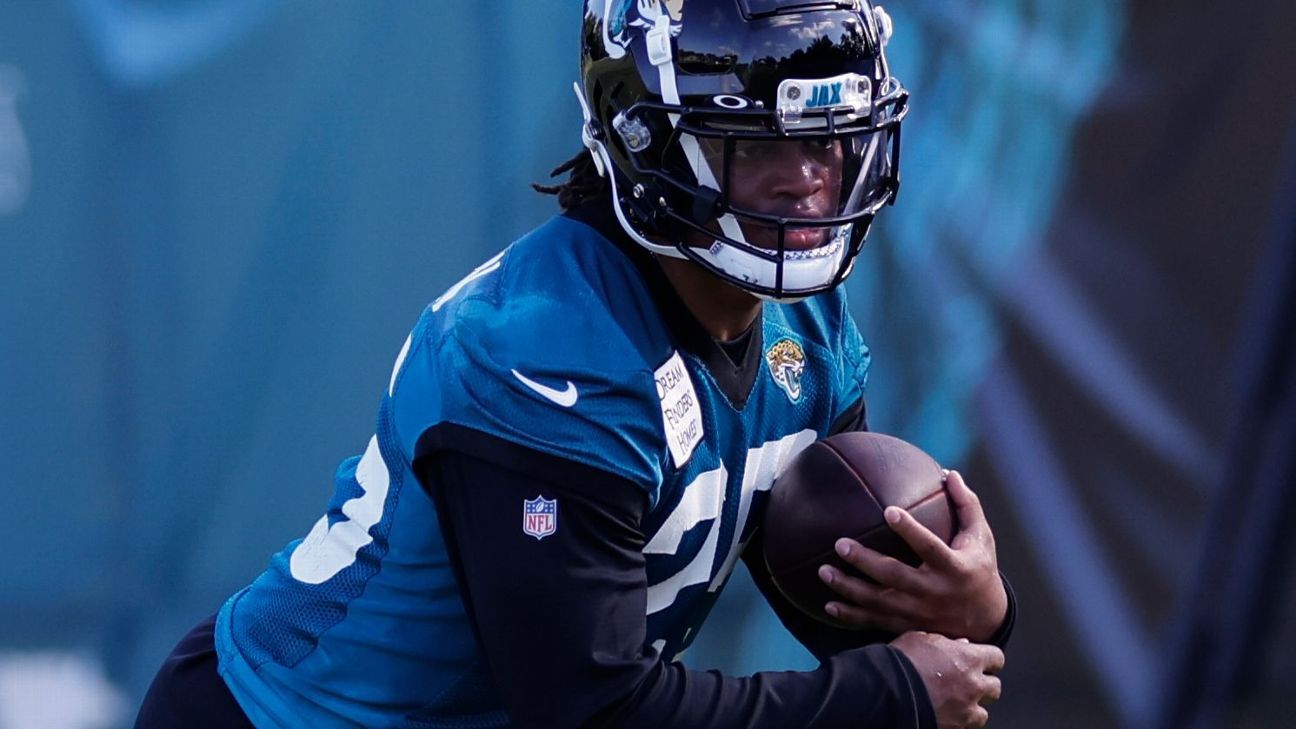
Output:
[138, 1, 1014, 727]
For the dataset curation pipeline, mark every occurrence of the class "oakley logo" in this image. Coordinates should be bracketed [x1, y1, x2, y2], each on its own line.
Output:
[806, 82, 843, 108]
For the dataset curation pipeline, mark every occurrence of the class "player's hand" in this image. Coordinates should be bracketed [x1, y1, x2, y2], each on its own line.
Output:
[817, 470, 1009, 641]
[891, 631, 1003, 729]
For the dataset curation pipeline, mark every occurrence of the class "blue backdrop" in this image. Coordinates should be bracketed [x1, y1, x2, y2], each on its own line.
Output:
[2, 2, 1294, 728]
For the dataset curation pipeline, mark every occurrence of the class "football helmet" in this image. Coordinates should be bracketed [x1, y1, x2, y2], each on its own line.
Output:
[578, 0, 908, 300]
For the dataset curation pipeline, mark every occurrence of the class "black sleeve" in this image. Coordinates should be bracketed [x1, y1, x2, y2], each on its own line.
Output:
[829, 396, 869, 435]
[413, 424, 936, 729]
[742, 398, 1017, 659]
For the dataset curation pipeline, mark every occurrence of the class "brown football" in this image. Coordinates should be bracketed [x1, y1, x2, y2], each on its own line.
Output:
[762, 431, 956, 635]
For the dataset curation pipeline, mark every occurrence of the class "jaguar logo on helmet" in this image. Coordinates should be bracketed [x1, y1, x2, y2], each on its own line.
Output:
[603, 0, 685, 60]
[765, 338, 807, 403]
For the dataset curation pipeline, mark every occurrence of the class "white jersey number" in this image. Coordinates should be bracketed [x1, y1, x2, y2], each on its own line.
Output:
[644, 429, 818, 614]
[289, 436, 391, 585]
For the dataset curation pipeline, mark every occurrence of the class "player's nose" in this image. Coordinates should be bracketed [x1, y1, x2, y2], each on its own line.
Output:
[766, 149, 828, 201]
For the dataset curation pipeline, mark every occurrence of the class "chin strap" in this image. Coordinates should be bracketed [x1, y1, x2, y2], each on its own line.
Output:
[574, 82, 607, 179]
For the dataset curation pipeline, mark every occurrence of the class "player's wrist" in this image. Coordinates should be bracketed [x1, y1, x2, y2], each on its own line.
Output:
[981, 573, 1017, 648]
[968, 573, 1015, 645]
[965, 574, 1010, 642]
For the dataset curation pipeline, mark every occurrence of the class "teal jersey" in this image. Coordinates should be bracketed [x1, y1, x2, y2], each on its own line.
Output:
[215, 212, 871, 728]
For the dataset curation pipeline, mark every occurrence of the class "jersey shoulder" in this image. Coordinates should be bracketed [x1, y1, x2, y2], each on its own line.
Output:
[389, 215, 673, 493]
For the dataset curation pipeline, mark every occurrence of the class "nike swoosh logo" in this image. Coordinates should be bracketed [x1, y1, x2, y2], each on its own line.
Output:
[511, 369, 579, 408]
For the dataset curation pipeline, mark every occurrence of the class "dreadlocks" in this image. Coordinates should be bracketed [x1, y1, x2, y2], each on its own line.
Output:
[532, 150, 611, 211]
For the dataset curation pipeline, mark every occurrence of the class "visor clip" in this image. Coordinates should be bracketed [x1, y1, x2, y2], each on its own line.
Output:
[692, 186, 723, 225]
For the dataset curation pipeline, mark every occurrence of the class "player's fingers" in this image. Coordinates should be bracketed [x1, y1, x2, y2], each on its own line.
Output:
[883, 507, 957, 569]
[818, 565, 923, 617]
[950, 529, 983, 552]
[819, 564, 886, 603]
[945, 470, 988, 533]
[833, 540, 927, 592]
[968, 643, 1006, 674]
[968, 705, 990, 729]
[979, 675, 1002, 705]
[823, 601, 913, 634]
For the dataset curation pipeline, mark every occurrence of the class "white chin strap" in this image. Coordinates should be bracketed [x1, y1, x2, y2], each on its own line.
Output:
[695, 229, 851, 299]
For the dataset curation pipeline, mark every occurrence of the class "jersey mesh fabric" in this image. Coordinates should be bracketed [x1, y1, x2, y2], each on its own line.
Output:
[232, 404, 406, 669]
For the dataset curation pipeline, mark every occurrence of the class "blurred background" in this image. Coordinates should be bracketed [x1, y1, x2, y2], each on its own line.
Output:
[2, 1, 1294, 727]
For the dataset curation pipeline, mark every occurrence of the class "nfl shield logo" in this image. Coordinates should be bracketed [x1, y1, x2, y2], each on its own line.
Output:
[522, 496, 557, 540]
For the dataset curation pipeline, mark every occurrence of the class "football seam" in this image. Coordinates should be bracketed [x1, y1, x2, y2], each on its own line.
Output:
[817, 439, 886, 515]
[769, 521, 897, 578]
[821, 436, 940, 511]
[767, 489, 949, 576]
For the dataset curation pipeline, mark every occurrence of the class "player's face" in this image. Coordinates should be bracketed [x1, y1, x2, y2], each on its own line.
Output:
[692, 137, 845, 252]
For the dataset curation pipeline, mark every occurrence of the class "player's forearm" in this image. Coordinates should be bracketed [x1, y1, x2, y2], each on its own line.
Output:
[587, 643, 935, 729]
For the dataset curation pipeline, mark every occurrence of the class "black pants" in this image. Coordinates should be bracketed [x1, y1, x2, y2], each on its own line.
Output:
[135, 615, 255, 728]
